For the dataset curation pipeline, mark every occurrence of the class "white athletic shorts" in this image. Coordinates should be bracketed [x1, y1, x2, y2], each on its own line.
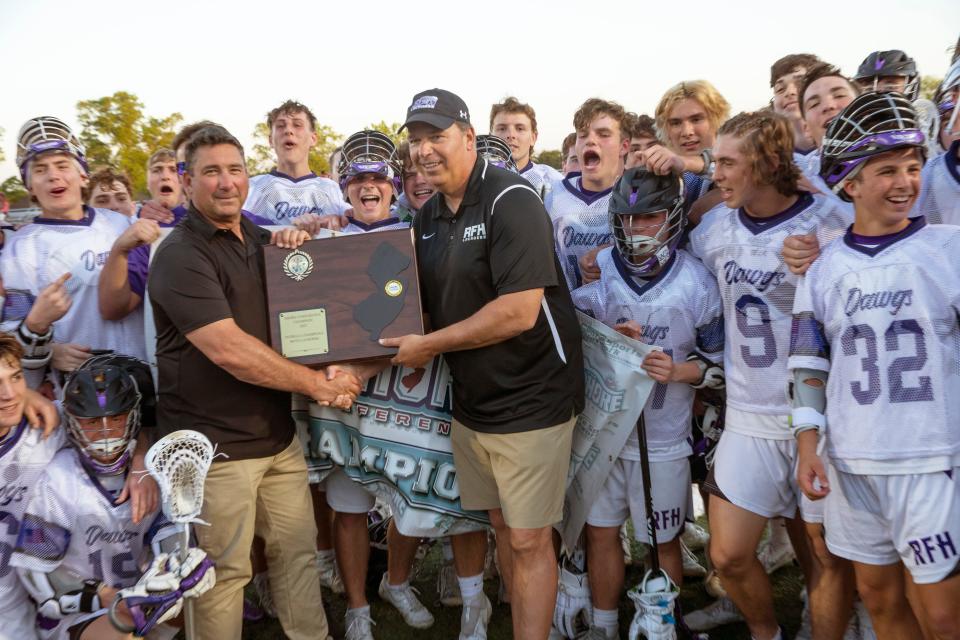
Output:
[0, 603, 37, 640]
[586, 457, 693, 544]
[825, 466, 960, 584]
[706, 431, 822, 522]
[324, 468, 375, 514]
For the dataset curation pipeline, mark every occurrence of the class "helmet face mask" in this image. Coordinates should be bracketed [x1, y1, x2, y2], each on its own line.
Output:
[16, 116, 88, 185]
[338, 130, 402, 197]
[936, 60, 960, 144]
[608, 168, 685, 277]
[855, 50, 920, 101]
[476, 134, 518, 173]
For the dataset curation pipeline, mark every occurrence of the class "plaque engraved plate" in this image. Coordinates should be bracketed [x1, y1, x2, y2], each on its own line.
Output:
[279, 308, 329, 358]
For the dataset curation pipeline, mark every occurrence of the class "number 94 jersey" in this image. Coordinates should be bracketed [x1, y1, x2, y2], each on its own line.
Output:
[688, 193, 851, 429]
[10, 448, 163, 594]
[789, 218, 960, 474]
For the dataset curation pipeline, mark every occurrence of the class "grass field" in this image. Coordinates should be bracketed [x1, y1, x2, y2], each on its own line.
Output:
[239, 525, 804, 640]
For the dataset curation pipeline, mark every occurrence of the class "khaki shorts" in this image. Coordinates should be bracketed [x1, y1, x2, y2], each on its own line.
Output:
[451, 414, 576, 529]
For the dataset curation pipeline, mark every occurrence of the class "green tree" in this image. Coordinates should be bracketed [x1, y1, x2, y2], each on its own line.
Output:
[76, 91, 182, 196]
[365, 121, 406, 148]
[247, 122, 342, 176]
[534, 149, 562, 169]
[1, 176, 28, 207]
[0, 126, 5, 163]
[920, 75, 942, 101]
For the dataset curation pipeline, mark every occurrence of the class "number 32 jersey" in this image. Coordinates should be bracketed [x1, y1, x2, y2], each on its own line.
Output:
[789, 218, 960, 474]
[688, 193, 851, 431]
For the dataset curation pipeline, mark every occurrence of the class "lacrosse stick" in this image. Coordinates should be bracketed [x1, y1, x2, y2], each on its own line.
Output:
[145, 430, 216, 640]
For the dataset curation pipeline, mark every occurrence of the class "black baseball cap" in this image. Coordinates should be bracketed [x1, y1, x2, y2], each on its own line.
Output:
[398, 89, 471, 133]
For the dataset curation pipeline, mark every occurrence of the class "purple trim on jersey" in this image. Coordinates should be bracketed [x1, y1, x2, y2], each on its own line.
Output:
[519, 161, 533, 174]
[945, 140, 960, 185]
[0, 417, 27, 459]
[738, 192, 814, 235]
[34, 204, 96, 226]
[611, 248, 677, 300]
[562, 176, 612, 205]
[78, 454, 129, 507]
[795, 147, 815, 157]
[15, 512, 71, 561]
[790, 311, 830, 360]
[345, 216, 404, 231]
[242, 209, 274, 226]
[128, 245, 150, 298]
[156, 204, 189, 228]
[843, 216, 926, 256]
[269, 169, 318, 183]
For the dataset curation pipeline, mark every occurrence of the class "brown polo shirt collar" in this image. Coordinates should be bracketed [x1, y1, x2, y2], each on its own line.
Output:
[184, 204, 272, 244]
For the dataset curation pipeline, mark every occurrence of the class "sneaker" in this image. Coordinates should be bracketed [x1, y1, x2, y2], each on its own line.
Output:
[378, 574, 434, 629]
[703, 570, 726, 599]
[681, 540, 707, 578]
[681, 522, 710, 552]
[459, 592, 492, 640]
[683, 596, 744, 632]
[855, 600, 877, 640]
[316, 551, 345, 594]
[437, 560, 462, 607]
[243, 597, 264, 622]
[756, 536, 795, 574]
[252, 572, 277, 619]
[345, 608, 376, 640]
[627, 569, 680, 640]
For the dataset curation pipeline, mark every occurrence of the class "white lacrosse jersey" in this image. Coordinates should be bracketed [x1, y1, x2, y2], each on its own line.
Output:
[798, 150, 856, 213]
[0, 207, 146, 361]
[244, 170, 349, 223]
[914, 143, 960, 225]
[519, 162, 561, 198]
[789, 218, 960, 475]
[340, 215, 410, 235]
[688, 192, 851, 437]
[544, 173, 613, 291]
[571, 248, 724, 460]
[11, 448, 163, 600]
[0, 420, 64, 620]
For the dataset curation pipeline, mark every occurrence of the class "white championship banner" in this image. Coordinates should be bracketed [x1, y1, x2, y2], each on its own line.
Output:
[560, 311, 659, 552]
[294, 355, 490, 538]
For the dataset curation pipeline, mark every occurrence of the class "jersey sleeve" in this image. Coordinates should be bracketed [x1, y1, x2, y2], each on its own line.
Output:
[0, 237, 39, 332]
[10, 470, 72, 574]
[488, 185, 558, 295]
[147, 242, 233, 334]
[693, 265, 725, 359]
[788, 265, 830, 373]
[126, 245, 151, 299]
[568, 282, 602, 318]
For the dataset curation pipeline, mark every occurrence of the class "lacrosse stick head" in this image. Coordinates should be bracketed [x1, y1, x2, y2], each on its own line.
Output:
[145, 430, 215, 523]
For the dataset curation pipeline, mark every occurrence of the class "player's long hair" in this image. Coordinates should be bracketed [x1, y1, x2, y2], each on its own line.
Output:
[0, 333, 25, 369]
[654, 80, 730, 145]
[718, 111, 800, 197]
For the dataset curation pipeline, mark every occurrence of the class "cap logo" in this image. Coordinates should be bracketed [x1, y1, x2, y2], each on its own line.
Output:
[875, 58, 885, 71]
[411, 96, 438, 111]
[460, 110, 468, 119]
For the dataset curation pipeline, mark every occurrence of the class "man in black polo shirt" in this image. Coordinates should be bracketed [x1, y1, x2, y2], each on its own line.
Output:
[148, 125, 361, 640]
[382, 89, 585, 640]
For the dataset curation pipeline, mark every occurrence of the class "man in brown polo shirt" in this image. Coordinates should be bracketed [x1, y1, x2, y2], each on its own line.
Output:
[148, 125, 360, 640]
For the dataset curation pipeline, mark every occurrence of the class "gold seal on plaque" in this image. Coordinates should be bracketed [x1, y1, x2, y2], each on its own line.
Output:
[384, 279, 403, 297]
[282, 249, 314, 282]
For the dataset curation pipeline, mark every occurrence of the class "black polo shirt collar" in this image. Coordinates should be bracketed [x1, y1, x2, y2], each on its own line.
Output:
[184, 204, 271, 244]
[433, 155, 486, 219]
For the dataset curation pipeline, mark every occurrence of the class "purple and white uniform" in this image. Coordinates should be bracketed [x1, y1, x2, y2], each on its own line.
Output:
[789, 218, 960, 581]
[244, 171, 349, 224]
[914, 142, 960, 225]
[0, 420, 65, 640]
[544, 173, 613, 291]
[518, 162, 561, 198]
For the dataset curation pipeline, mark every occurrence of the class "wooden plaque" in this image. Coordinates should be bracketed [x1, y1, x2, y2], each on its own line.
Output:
[262, 228, 424, 366]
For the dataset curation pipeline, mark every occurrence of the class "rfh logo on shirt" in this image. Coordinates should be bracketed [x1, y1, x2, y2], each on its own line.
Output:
[462, 223, 486, 242]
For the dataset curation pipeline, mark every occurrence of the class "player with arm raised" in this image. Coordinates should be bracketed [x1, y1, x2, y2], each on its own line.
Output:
[685, 111, 853, 640]
[570, 168, 724, 640]
[790, 92, 960, 639]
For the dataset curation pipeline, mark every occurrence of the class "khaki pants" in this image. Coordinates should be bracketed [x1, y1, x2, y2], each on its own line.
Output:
[194, 437, 329, 640]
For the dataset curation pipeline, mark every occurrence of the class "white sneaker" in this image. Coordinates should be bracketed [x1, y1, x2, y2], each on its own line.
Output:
[683, 596, 744, 631]
[628, 570, 679, 640]
[681, 522, 710, 552]
[378, 574, 434, 629]
[345, 608, 376, 640]
[703, 570, 726, 599]
[437, 560, 462, 607]
[855, 600, 877, 640]
[681, 539, 707, 578]
[757, 536, 795, 574]
[316, 551, 344, 594]
[252, 571, 277, 619]
[459, 592, 492, 640]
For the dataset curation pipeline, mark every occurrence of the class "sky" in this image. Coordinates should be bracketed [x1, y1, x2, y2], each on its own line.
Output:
[1, 0, 958, 182]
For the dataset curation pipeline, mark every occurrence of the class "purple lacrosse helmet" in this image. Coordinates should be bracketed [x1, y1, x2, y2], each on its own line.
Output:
[337, 130, 402, 196]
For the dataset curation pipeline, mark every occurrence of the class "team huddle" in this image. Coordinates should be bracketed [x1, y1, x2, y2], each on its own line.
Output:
[0, 40, 959, 640]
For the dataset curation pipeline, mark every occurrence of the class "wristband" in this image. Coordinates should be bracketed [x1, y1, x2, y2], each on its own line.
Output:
[790, 407, 825, 436]
[699, 149, 715, 176]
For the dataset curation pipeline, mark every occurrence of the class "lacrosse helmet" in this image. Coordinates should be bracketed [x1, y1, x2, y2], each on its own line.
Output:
[819, 92, 926, 201]
[337, 130, 402, 196]
[935, 57, 960, 145]
[854, 50, 920, 101]
[16, 116, 88, 185]
[476, 134, 518, 173]
[608, 167, 685, 277]
[62, 355, 149, 474]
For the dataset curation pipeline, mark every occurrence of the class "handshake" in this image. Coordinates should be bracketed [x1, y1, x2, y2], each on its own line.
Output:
[310, 365, 364, 410]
